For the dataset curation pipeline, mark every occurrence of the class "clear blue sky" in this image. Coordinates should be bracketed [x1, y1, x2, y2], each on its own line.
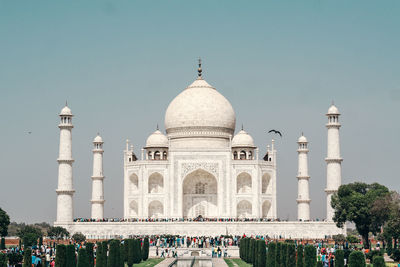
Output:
[1, 0, 399, 223]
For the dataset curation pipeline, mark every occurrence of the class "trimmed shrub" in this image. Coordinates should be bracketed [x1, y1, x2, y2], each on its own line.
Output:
[0, 238, 5, 249]
[390, 249, 400, 262]
[77, 248, 89, 267]
[280, 243, 287, 267]
[372, 256, 385, 267]
[101, 241, 108, 267]
[367, 250, 383, 261]
[120, 241, 126, 267]
[133, 239, 142, 264]
[316, 261, 323, 267]
[96, 242, 105, 267]
[287, 243, 296, 267]
[276, 243, 281, 267]
[66, 244, 76, 267]
[127, 239, 134, 267]
[86, 242, 94, 267]
[257, 240, 266, 267]
[0, 253, 7, 267]
[304, 245, 316, 267]
[296, 245, 304, 267]
[348, 251, 365, 267]
[142, 237, 149, 261]
[249, 239, 255, 264]
[123, 240, 128, 263]
[55, 245, 66, 267]
[107, 240, 120, 267]
[266, 242, 276, 267]
[335, 249, 345, 267]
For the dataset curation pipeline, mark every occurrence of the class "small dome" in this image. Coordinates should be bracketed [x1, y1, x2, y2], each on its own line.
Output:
[298, 135, 307, 143]
[327, 104, 340, 115]
[232, 130, 255, 148]
[60, 106, 72, 116]
[93, 135, 103, 143]
[164, 78, 236, 135]
[145, 130, 168, 148]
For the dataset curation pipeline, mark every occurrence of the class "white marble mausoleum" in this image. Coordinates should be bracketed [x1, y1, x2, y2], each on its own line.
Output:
[54, 62, 346, 239]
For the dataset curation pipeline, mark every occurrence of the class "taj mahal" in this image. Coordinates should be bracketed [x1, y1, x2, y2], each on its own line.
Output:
[54, 62, 346, 239]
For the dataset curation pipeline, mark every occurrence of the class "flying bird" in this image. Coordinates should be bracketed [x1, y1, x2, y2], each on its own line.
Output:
[28, 131, 32, 134]
[268, 129, 282, 137]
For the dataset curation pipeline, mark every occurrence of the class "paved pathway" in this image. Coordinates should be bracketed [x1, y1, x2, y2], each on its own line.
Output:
[154, 258, 176, 267]
[212, 258, 229, 267]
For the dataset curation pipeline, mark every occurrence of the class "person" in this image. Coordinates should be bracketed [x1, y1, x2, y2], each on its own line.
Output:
[156, 246, 159, 257]
[45, 253, 51, 267]
[50, 258, 55, 267]
[217, 247, 221, 258]
[224, 247, 228, 258]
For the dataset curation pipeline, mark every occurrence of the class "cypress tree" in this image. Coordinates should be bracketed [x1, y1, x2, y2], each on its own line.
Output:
[304, 245, 316, 267]
[101, 241, 108, 267]
[142, 237, 149, 261]
[107, 240, 120, 267]
[120, 241, 126, 267]
[335, 249, 345, 267]
[248, 239, 254, 264]
[275, 243, 281, 267]
[55, 244, 66, 267]
[133, 239, 142, 264]
[39, 236, 43, 247]
[96, 242, 104, 267]
[348, 251, 365, 267]
[296, 245, 304, 267]
[258, 240, 266, 267]
[123, 240, 129, 263]
[127, 239, 134, 267]
[266, 242, 276, 267]
[66, 244, 76, 267]
[372, 256, 385, 267]
[77, 248, 89, 267]
[86, 242, 94, 267]
[280, 243, 287, 267]
[287, 243, 296, 267]
[239, 239, 243, 260]
[0, 237, 5, 249]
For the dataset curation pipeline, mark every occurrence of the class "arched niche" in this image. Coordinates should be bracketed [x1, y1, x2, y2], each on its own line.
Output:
[148, 200, 163, 218]
[129, 200, 138, 217]
[262, 200, 271, 218]
[148, 172, 163, 193]
[237, 172, 252, 194]
[129, 173, 139, 194]
[262, 173, 271, 194]
[237, 200, 252, 218]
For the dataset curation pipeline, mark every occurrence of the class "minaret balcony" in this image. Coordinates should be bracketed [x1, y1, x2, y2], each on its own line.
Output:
[56, 189, 75, 195]
[57, 158, 74, 163]
[324, 158, 343, 163]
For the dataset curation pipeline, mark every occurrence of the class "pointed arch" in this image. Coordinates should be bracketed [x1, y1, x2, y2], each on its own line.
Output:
[129, 173, 139, 194]
[237, 172, 252, 193]
[148, 172, 163, 193]
[129, 200, 138, 217]
[262, 200, 271, 218]
[237, 200, 252, 218]
[148, 200, 163, 218]
[262, 173, 271, 194]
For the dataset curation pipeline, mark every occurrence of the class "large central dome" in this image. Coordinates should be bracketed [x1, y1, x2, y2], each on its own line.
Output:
[164, 77, 236, 139]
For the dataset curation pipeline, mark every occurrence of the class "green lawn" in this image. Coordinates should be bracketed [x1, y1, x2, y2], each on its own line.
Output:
[224, 258, 252, 267]
[123, 258, 164, 267]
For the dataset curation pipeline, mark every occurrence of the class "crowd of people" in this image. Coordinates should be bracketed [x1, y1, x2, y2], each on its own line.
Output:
[73, 217, 326, 223]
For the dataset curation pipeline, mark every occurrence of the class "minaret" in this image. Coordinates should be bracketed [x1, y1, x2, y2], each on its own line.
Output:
[56, 104, 75, 223]
[91, 134, 105, 219]
[296, 134, 311, 221]
[325, 104, 342, 221]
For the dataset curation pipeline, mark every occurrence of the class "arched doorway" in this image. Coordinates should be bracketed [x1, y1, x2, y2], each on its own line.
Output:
[237, 200, 252, 218]
[182, 169, 218, 218]
[262, 200, 271, 218]
[148, 200, 163, 218]
[237, 172, 252, 193]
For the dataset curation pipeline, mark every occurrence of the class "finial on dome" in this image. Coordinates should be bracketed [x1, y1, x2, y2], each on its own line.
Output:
[241, 124, 244, 130]
[156, 124, 159, 130]
[65, 100, 68, 107]
[197, 57, 202, 79]
[302, 132, 304, 136]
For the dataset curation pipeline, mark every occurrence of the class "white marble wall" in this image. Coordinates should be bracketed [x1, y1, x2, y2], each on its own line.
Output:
[55, 221, 346, 239]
